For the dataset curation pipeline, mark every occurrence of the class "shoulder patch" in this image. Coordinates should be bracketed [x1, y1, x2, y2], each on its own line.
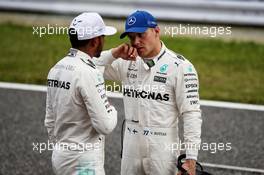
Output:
[165, 49, 190, 68]
[80, 58, 96, 69]
[68, 48, 78, 57]
[177, 55, 185, 61]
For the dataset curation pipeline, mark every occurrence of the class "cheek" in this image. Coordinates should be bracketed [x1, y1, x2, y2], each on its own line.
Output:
[145, 39, 155, 50]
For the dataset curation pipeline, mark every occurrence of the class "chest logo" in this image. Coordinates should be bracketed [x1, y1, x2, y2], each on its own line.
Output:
[187, 65, 193, 72]
[160, 64, 168, 73]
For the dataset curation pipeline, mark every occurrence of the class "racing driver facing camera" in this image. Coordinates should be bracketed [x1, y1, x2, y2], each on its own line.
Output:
[95, 10, 202, 175]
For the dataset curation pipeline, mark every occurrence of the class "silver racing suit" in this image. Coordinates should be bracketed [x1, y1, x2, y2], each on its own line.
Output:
[95, 43, 202, 175]
[45, 48, 117, 175]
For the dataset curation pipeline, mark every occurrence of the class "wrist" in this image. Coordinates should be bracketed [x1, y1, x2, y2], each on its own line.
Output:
[111, 48, 119, 59]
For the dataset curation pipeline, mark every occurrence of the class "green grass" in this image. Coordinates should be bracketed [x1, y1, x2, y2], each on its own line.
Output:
[0, 23, 264, 104]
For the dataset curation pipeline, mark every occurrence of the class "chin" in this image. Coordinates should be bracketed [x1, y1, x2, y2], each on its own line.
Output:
[138, 51, 145, 58]
[95, 50, 102, 58]
[138, 53, 143, 57]
[95, 54, 101, 58]
[139, 53, 148, 58]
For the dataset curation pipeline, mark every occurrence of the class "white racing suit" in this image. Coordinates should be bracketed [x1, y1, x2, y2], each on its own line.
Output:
[95, 43, 202, 175]
[44, 48, 117, 175]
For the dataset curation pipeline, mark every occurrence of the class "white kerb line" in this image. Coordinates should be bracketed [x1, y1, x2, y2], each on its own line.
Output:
[201, 162, 264, 173]
[200, 100, 264, 111]
[0, 82, 264, 111]
[0, 82, 46, 92]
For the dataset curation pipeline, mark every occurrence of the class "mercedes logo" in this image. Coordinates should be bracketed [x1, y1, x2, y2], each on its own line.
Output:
[73, 19, 82, 26]
[127, 16, 136, 26]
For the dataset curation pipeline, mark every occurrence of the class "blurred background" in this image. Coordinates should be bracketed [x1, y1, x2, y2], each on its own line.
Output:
[0, 0, 264, 175]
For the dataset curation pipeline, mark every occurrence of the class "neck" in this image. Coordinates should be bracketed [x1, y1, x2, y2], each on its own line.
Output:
[78, 47, 93, 58]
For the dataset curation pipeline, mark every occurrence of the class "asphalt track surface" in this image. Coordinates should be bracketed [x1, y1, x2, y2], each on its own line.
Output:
[0, 88, 263, 175]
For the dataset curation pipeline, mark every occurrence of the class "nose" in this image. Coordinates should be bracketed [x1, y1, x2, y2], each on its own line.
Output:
[132, 36, 140, 47]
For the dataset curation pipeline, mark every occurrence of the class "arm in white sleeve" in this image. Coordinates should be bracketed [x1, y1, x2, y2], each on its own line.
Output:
[182, 111, 202, 160]
[175, 62, 202, 160]
[78, 70, 117, 135]
[44, 87, 56, 142]
[93, 50, 122, 81]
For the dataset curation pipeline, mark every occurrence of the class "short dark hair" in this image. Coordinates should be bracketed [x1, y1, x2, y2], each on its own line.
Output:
[68, 28, 90, 49]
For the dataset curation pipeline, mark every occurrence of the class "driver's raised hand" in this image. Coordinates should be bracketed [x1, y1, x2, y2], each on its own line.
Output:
[111, 43, 138, 61]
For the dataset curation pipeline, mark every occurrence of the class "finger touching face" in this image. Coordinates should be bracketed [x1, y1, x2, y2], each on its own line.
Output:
[128, 47, 138, 60]
[128, 46, 135, 56]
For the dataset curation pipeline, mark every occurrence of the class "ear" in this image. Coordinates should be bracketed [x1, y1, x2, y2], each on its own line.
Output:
[154, 26, 160, 36]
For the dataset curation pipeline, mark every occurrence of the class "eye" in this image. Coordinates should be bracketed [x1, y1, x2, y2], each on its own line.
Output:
[128, 35, 135, 41]
[138, 33, 143, 38]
